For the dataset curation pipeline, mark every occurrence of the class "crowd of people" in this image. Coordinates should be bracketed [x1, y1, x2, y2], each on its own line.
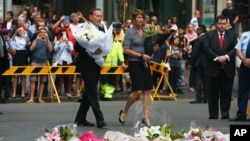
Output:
[0, 0, 249, 126]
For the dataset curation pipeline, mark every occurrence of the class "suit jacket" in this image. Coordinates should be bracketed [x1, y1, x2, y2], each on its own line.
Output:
[0, 33, 9, 73]
[189, 33, 207, 68]
[204, 30, 237, 78]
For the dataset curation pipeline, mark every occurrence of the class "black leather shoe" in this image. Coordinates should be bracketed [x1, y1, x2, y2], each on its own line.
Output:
[203, 99, 207, 103]
[229, 116, 246, 122]
[209, 117, 218, 119]
[97, 121, 108, 128]
[76, 120, 95, 126]
[221, 116, 229, 119]
[189, 100, 202, 104]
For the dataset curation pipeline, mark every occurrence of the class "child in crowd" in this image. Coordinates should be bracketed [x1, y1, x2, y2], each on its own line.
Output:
[166, 36, 183, 94]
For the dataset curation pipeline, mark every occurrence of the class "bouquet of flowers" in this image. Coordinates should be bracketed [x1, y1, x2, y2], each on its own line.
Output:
[37, 124, 105, 141]
[143, 24, 162, 56]
[73, 22, 113, 66]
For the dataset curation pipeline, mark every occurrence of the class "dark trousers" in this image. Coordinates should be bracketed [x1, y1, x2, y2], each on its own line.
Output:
[207, 69, 234, 118]
[236, 64, 250, 118]
[189, 66, 196, 88]
[100, 75, 116, 86]
[0, 75, 11, 102]
[75, 61, 104, 123]
[169, 64, 181, 91]
[194, 67, 207, 101]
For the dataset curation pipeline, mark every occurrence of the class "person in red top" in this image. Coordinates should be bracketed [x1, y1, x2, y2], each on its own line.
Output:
[52, 15, 76, 50]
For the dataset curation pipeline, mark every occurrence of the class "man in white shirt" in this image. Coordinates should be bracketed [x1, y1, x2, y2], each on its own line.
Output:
[3, 11, 14, 30]
[190, 10, 200, 30]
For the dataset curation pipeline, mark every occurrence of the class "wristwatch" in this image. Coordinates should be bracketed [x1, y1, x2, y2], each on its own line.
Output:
[140, 53, 144, 59]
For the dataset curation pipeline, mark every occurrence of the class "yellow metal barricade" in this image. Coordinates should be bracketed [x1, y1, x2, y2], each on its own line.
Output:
[149, 61, 177, 101]
[3, 61, 176, 103]
[2, 64, 79, 103]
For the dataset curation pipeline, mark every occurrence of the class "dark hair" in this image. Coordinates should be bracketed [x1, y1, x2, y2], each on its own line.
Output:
[89, 8, 101, 15]
[112, 31, 116, 38]
[131, 9, 145, 20]
[7, 11, 14, 18]
[216, 15, 227, 23]
[11, 19, 18, 26]
[60, 30, 69, 38]
[169, 36, 180, 45]
[209, 23, 215, 28]
[198, 24, 207, 33]
[115, 23, 122, 28]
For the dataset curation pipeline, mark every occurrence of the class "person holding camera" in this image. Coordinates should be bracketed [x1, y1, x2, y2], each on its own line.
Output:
[26, 28, 53, 103]
[8, 26, 30, 98]
[53, 30, 74, 97]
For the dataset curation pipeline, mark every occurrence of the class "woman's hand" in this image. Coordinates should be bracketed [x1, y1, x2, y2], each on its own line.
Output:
[121, 63, 127, 68]
[142, 54, 151, 62]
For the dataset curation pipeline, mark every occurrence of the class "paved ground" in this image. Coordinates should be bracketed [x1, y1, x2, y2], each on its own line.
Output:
[1, 76, 250, 141]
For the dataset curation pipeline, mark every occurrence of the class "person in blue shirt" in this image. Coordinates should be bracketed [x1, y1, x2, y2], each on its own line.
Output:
[229, 31, 250, 121]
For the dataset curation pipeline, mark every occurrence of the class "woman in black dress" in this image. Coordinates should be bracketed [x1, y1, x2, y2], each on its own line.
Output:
[119, 9, 153, 127]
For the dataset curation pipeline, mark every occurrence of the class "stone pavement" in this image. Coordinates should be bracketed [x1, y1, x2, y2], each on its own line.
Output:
[1, 76, 250, 141]
[1, 81, 250, 141]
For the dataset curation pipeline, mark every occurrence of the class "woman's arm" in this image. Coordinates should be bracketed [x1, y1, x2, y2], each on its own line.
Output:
[8, 40, 16, 55]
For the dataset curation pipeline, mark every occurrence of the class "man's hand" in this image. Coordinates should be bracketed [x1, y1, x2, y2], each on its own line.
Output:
[92, 48, 102, 54]
[217, 56, 227, 64]
[243, 59, 250, 68]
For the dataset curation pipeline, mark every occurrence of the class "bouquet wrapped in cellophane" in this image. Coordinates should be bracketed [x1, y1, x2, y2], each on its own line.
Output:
[143, 24, 162, 56]
[73, 22, 113, 66]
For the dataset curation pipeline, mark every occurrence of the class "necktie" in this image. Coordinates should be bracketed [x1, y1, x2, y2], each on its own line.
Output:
[219, 33, 224, 49]
[246, 39, 250, 58]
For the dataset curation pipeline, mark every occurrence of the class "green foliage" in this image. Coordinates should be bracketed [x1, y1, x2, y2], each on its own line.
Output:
[144, 26, 162, 38]
[59, 126, 75, 141]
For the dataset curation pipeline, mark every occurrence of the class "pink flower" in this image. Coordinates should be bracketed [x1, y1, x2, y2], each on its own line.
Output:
[78, 131, 104, 141]
[44, 128, 61, 141]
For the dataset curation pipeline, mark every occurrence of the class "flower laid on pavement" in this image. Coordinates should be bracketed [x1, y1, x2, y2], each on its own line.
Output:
[37, 124, 229, 141]
[37, 124, 105, 141]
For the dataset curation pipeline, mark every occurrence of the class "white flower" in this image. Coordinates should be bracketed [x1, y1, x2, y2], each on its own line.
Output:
[36, 136, 48, 141]
[73, 22, 113, 67]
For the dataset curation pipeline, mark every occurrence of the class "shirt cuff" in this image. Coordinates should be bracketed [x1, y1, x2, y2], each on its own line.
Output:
[214, 57, 218, 61]
[225, 55, 230, 61]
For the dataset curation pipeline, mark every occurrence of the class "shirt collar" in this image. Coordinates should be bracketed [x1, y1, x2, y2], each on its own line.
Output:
[217, 30, 225, 35]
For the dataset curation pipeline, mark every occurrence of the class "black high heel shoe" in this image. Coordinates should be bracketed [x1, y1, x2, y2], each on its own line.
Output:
[142, 119, 151, 128]
[118, 109, 125, 126]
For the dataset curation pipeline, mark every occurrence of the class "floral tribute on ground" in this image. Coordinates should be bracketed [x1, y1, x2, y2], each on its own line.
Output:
[73, 23, 113, 67]
[37, 122, 229, 141]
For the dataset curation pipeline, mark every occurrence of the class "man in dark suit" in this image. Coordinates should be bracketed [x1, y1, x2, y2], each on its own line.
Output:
[0, 31, 10, 105]
[204, 15, 237, 119]
[74, 8, 107, 128]
[189, 24, 208, 103]
[2, 11, 14, 30]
